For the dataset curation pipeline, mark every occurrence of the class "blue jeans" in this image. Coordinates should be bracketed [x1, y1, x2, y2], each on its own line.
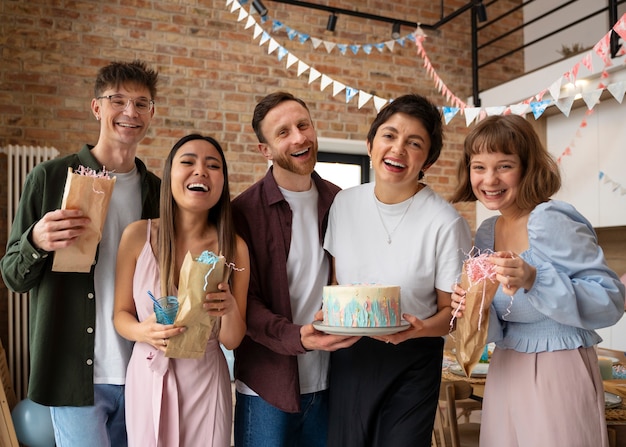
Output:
[49, 384, 127, 447]
[234, 390, 328, 447]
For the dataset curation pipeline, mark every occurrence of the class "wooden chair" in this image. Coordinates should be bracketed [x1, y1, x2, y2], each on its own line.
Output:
[432, 381, 481, 447]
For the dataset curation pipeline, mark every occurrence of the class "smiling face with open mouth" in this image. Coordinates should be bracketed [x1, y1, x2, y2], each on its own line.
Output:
[258, 99, 318, 179]
[469, 150, 523, 215]
[171, 138, 225, 213]
[368, 112, 431, 200]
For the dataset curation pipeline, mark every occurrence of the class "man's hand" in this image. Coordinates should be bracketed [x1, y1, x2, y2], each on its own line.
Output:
[31, 209, 90, 252]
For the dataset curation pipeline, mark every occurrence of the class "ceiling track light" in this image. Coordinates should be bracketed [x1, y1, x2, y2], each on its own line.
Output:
[252, 0, 268, 18]
[475, 1, 488, 23]
[391, 22, 401, 39]
[326, 13, 338, 32]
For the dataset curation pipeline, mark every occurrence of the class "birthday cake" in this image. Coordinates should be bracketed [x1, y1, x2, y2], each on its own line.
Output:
[322, 285, 401, 328]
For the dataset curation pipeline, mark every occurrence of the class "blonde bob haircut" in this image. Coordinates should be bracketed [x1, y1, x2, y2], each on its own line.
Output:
[451, 114, 561, 211]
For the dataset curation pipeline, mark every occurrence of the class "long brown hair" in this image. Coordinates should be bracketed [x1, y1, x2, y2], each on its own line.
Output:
[158, 134, 236, 296]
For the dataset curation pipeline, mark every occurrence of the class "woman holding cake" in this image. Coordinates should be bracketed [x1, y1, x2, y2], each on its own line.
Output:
[323, 94, 472, 446]
[450, 115, 625, 447]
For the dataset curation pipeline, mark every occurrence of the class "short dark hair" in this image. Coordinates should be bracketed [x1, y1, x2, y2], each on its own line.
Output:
[366, 94, 443, 179]
[450, 114, 561, 210]
[94, 60, 158, 99]
[252, 91, 311, 143]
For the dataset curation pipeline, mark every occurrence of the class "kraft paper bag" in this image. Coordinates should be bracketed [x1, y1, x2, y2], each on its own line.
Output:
[166, 251, 229, 359]
[52, 166, 116, 273]
[452, 254, 500, 377]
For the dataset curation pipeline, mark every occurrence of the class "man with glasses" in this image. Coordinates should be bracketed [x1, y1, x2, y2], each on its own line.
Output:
[0, 60, 161, 446]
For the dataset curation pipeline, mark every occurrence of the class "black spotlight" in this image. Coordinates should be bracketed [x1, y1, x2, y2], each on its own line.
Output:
[326, 13, 338, 32]
[252, 0, 268, 18]
[391, 22, 401, 39]
[475, 1, 488, 23]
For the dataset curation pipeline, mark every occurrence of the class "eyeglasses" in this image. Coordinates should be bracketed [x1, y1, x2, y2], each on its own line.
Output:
[96, 94, 154, 114]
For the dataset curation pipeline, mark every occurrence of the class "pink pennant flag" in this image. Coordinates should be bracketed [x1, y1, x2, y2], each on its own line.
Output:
[613, 13, 626, 40]
[593, 33, 611, 65]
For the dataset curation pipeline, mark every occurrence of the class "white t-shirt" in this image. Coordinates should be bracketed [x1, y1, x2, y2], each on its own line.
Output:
[93, 167, 142, 384]
[280, 184, 329, 394]
[324, 182, 471, 319]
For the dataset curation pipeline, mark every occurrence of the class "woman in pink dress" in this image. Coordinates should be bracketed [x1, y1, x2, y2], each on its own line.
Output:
[114, 134, 249, 446]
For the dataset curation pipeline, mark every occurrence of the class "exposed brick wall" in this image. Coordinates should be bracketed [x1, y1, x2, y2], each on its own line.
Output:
[0, 0, 524, 363]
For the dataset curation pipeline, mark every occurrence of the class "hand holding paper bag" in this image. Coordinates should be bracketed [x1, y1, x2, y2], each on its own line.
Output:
[52, 166, 116, 273]
[165, 251, 230, 359]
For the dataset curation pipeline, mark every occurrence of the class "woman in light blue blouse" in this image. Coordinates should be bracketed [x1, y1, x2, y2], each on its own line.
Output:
[450, 115, 625, 447]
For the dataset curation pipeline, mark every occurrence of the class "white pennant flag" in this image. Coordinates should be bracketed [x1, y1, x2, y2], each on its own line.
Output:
[320, 75, 333, 91]
[230, 0, 241, 12]
[286, 53, 298, 69]
[297, 61, 310, 77]
[548, 77, 564, 101]
[581, 89, 602, 110]
[308, 68, 321, 84]
[607, 81, 626, 103]
[237, 7, 248, 21]
[384, 41, 395, 52]
[311, 37, 323, 49]
[323, 41, 336, 53]
[358, 91, 373, 109]
[332, 81, 346, 97]
[508, 103, 530, 116]
[373, 96, 388, 112]
[259, 32, 270, 46]
[253, 24, 263, 40]
[464, 107, 481, 126]
[555, 95, 576, 117]
[485, 106, 506, 116]
[245, 15, 256, 29]
[226, 0, 234, 6]
[267, 39, 280, 54]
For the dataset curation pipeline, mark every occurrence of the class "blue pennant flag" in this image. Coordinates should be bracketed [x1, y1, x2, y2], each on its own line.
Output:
[298, 33, 309, 43]
[272, 20, 284, 32]
[287, 28, 298, 40]
[345, 87, 358, 103]
[375, 43, 385, 52]
[442, 107, 460, 124]
[397, 37, 406, 47]
[406, 34, 416, 42]
[337, 44, 348, 55]
[529, 99, 552, 119]
[277, 47, 288, 61]
[349, 45, 359, 55]
[599, 171, 605, 180]
[362, 44, 372, 54]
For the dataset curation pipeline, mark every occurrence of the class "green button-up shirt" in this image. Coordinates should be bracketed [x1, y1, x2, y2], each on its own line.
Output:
[0, 144, 160, 406]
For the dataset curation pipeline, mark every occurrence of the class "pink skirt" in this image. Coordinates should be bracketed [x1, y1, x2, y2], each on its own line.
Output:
[480, 346, 608, 447]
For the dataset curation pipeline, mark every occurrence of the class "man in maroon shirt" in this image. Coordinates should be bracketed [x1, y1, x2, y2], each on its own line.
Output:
[232, 92, 359, 447]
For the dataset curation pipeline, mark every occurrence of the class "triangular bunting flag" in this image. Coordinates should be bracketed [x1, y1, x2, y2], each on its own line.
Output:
[308, 68, 321, 84]
[230, 0, 241, 12]
[362, 44, 372, 54]
[245, 15, 256, 29]
[337, 44, 347, 55]
[276, 46, 288, 61]
[581, 89, 603, 110]
[345, 87, 358, 103]
[384, 41, 395, 52]
[271, 21, 283, 32]
[332, 81, 346, 97]
[320, 74, 333, 91]
[613, 14, 626, 40]
[237, 7, 248, 21]
[555, 95, 576, 117]
[297, 60, 309, 77]
[259, 31, 270, 46]
[287, 28, 298, 40]
[253, 24, 263, 39]
[464, 107, 481, 126]
[350, 45, 360, 55]
[607, 81, 626, 103]
[529, 100, 552, 119]
[509, 103, 529, 116]
[373, 96, 388, 112]
[442, 107, 460, 124]
[323, 41, 336, 53]
[226, 0, 234, 6]
[267, 38, 279, 54]
[311, 37, 322, 49]
[358, 91, 373, 109]
[548, 77, 564, 101]
[285, 52, 298, 68]
[485, 106, 506, 116]
[375, 43, 385, 52]
[298, 33, 309, 44]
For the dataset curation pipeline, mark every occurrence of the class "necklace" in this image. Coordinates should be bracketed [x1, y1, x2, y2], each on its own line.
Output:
[374, 192, 415, 244]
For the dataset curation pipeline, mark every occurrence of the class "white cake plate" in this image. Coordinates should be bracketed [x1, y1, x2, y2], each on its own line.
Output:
[312, 321, 410, 336]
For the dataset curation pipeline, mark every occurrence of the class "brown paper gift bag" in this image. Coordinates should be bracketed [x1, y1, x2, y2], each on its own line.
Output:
[453, 256, 500, 377]
[165, 251, 229, 359]
[52, 167, 116, 273]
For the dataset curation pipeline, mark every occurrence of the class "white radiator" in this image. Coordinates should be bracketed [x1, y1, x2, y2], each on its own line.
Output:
[1, 144, 59, 401]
